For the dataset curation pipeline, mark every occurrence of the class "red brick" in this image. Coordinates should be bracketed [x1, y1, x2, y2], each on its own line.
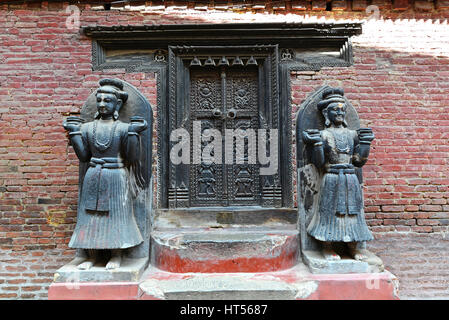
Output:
[417, 219, 440, 226]
[291, 0, 308, 10]
[311, 0, 326, 10]
[332, 0, 348, 10]
[352, 0, 368, 10]
[436, 0, 449, 9]
[420, 205, 442, 212]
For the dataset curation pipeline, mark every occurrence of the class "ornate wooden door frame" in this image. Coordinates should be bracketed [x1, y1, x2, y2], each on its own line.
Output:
[166, 45, 285, 208]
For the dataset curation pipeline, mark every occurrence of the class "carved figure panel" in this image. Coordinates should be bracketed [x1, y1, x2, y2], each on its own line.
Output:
[189, 67, 261, 207]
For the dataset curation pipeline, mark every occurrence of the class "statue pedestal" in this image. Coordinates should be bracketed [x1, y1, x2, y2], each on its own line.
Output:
[48, 208, 398, 300]
[302, 250, 384, 274]
[52, 257, 149, 283]
[48, 264, 398, 300]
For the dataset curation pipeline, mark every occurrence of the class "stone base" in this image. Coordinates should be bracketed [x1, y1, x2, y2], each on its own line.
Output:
[151, 229, 299, 273]
[302, 250, 384, 274]
[52, 257, 149, 283]
[150, 208, 299, 273]
[48, 263, 399, 300]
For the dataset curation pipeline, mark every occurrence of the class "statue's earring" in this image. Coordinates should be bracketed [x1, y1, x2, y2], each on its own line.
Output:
[113, 110, 119, 121]
[343, 119, 348, 127]
[94, 111, 100, 119]
[322, 108, 330, 127]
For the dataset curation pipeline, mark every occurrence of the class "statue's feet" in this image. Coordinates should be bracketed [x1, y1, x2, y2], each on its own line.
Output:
[322, 247, 341, 261]
[349, 248, 369, 261]
[77, 259, 95, 270]
[106, 254, 122, 270]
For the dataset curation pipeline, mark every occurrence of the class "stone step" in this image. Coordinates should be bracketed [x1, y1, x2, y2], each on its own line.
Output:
[153, 207, 298, 229]
[48, 264, 399, 300]
[150, 228, 299, 273]
[139, 265, 399, 300]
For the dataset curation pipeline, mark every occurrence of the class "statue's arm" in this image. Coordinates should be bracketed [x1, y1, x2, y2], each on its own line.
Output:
[352, 128, 375, 167]
[302, 129, 325, 169]
[63, 119, 91, 162]
[69, 131, 91, 162]
[124, 117, 148, 163]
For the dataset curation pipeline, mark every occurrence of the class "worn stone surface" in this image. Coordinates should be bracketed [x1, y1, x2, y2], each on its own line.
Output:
[53, 257, 149, 283]
[150, 228, 299, 273]
[48, 281, 141, 300]
[48, 263, 398, 300]
[303, 250, 384, 274]
[139, 264, 396, 300]
[140, 271, 315, 300]
[153, 208, 297, 229]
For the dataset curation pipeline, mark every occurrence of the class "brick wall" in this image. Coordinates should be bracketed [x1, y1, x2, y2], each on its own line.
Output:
[0, 1, 448, 299]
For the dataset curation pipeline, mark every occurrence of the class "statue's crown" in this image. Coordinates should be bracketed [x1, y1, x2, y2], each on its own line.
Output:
[97, 78, 128, 103]
[99, 78, 124, 91]
[317, 87, 345, 111]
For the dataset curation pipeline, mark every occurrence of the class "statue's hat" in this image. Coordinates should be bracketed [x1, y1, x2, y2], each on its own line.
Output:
[317, 87, 345, 111]
[96, 78, 128, 103]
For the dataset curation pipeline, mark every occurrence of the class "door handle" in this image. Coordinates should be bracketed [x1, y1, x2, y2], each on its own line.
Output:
[212, 108, 223, 119]
[227, 109, 237, 119]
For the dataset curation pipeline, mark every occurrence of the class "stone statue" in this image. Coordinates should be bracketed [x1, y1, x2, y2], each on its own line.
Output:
[301, 87, 375, 262]
[63, 79, 148, 270]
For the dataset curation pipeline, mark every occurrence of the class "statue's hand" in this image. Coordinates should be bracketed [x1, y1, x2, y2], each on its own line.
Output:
[63, 116, 83, 132]
[302, 129, 322, 145]
[129, 116, 148, 134]
[357, 128, 375, 143]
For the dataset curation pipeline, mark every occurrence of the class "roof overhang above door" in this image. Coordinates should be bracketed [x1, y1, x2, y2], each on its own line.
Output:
[83, 22, 363, 47]
[83, 22, 363, 72]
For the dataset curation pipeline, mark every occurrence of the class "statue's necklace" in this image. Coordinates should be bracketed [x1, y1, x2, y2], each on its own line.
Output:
[331, 129, 350, 154]
[93, 120, 118, 151]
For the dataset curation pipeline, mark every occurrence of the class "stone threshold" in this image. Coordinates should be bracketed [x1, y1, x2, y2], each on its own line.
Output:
[48, 263, 399, 300]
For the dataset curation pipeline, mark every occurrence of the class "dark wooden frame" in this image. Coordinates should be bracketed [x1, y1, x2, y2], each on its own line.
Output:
[166, 45, 284, 208]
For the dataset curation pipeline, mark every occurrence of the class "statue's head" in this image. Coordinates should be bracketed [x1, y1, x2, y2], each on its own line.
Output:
[95, 78, 129, 120]
[317, 87, 347, 127]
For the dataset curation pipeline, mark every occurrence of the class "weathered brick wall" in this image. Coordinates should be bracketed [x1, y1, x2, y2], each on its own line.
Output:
[0, 1, 448, 299]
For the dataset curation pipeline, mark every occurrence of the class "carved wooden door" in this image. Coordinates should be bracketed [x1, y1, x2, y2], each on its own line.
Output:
[189, 67, 261, 207]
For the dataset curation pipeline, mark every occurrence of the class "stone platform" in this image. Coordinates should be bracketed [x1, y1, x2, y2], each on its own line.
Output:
[151, 228, 299, 273]
[48, 263, 399, 300]
[53, 257, 149, 283]
[49, 208, 398, 300]
[150, 208, 300, 273]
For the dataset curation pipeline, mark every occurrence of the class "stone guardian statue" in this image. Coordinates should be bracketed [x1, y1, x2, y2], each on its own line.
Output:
[297, 86, 383, 273]
[63, 79, 148, 270]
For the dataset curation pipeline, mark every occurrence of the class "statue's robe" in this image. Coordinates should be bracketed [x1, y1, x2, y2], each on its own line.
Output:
[307, 128, 373, 242]
[69, 120, 143, 249]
